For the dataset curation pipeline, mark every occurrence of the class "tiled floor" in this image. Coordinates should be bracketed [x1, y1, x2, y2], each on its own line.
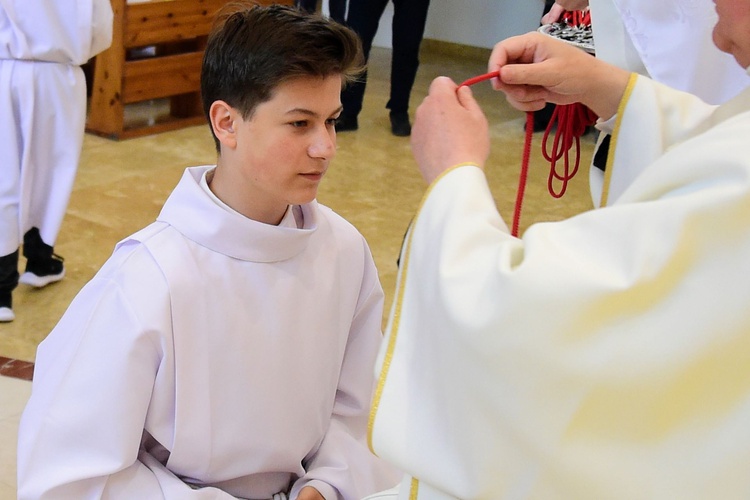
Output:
[0, 376, 31, 499]
[0, 43, 596, 497]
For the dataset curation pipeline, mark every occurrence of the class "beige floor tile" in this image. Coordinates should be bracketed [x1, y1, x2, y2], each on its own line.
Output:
[0, 376, 30, 498]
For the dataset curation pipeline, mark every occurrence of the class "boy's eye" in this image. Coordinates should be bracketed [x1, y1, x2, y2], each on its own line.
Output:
[326, 118, 338, 127]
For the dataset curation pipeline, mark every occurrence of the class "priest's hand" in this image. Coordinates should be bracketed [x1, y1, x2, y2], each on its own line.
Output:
[411, 76, 490, 184]
[296, 486, 324, 500]
[488, 32, 630, 121]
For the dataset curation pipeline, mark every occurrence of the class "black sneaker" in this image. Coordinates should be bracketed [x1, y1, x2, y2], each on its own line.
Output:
[0, 291, 13, 322]
[389, 112, 411, 137]
[336, 114, 358, 132]
[20, 254, 65, 288]
[20, 228, 65, 288]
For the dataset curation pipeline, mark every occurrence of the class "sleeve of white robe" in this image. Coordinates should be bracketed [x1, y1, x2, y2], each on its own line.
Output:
[17, 245, 238, 499]
[369, 79, 750, 498]
[290, 238, 400, 500]
[88, 0, 114, 59]
[591, 74, 718, 206]
[0, 0, 113, 63]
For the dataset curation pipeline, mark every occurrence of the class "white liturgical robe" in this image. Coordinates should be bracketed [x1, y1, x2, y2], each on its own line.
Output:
[18, 167, 399, 499]
[589, 0, 750, 104]
[369, 74, 750, 498]
[0, 0, 113, 253]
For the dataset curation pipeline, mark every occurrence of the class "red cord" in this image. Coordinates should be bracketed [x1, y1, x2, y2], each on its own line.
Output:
[459, 70, 529, 236]
[459, 70, 500, 87]
[513, 113, 534, 237]
[458, 69, 596, 236]
[541, 103, 597, 198]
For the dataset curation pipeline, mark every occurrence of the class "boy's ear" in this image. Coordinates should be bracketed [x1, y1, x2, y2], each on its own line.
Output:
[209, 100, 238, 149]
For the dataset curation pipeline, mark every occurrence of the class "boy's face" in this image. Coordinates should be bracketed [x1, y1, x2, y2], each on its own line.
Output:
[217, 75, 343, 224]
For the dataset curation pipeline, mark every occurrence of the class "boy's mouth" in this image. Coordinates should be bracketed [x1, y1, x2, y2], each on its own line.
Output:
[300, 171, 325, 181]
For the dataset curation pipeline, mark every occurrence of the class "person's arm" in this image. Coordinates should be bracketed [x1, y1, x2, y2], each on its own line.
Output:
[89, 0, 114, 58]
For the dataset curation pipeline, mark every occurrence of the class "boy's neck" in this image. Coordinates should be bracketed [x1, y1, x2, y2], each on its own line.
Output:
[208, 163, 288, 226]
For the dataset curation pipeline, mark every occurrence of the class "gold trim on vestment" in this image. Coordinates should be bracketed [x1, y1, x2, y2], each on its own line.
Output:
[409, 477, 420, 499]
[600, 72, 639, 207]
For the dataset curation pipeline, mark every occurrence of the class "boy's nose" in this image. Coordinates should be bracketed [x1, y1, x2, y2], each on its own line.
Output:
[309, 128, 336, 159]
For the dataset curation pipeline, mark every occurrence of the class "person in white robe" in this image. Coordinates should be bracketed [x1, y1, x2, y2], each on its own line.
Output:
[543, 0, 750, 104]
[0, 0, 113, 322]
[17, 4, 399, 499]
[366, 0, 750, 497]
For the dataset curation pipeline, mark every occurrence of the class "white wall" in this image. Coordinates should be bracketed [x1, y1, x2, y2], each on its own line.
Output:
[372, 0, 545, 49]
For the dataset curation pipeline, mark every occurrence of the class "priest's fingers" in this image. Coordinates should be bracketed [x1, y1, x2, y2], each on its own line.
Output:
[411, 77, 490, 184]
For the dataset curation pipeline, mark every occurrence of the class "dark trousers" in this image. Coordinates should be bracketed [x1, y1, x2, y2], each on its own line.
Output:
[296, 0, 347, 24]
[0, 250, 19, 300]
[341, 0, 431, 118]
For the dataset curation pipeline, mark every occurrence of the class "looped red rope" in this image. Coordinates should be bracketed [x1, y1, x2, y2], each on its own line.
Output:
[541, 103, 597, 198]
[561, 9, 591, 27]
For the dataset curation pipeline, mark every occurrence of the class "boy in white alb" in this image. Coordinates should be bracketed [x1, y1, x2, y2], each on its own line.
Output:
[17, 3, 399, 499]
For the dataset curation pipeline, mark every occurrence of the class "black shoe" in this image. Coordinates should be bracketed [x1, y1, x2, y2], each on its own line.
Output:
[20, 254, 65, 288]
[20, 227, 65, 288]
[0, 291, 13, 322]
[390, 112, 411, 137]
[336, 114, 358, 132]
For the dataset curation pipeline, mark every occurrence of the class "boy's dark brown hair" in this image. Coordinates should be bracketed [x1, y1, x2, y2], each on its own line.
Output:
[201, 1, 364, 151]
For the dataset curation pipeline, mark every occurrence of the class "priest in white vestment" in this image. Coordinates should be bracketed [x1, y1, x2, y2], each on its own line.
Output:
[367, 0, 750, 498]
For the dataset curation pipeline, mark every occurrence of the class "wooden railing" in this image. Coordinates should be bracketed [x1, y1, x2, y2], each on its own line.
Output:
[86, 0, 294, 140]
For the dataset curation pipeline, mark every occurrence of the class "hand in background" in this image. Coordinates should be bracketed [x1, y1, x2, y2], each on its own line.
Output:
[541, 1, 590, 24]
[411, 77, 490, 184]
[541, 3, 565, 24]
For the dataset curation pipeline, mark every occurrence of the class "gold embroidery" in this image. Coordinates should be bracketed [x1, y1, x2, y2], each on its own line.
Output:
[600, 73, 638, 208]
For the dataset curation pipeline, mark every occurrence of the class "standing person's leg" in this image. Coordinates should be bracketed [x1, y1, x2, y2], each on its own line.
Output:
[18, 63, 85, 287]
[296, 0, 318, 14]
[0, 251, 18, 322]
[328, 0, 347, 24]
[338, 0, 389, 131]
[387, 0, 431, 136]
[0, 60, 24, 322]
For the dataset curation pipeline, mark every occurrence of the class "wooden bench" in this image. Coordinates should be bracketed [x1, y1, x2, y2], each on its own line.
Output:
[86, 0, 293, 140]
